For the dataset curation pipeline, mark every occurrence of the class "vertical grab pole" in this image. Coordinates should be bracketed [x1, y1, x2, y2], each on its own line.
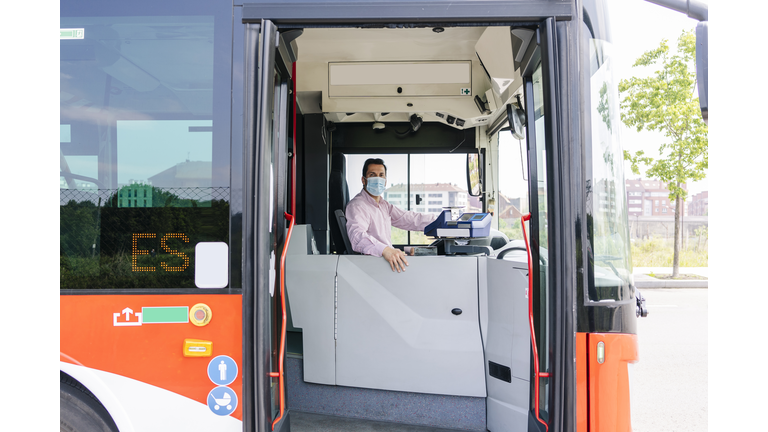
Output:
[522, 213, 549, 432]
[270, 62, 297, 431]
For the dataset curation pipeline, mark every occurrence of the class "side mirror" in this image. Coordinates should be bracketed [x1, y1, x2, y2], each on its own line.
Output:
[505, 98, 526, 140]
[466, 152, 482, 197]
[643, 1, 707, 123]
[696, 21, 708, 124]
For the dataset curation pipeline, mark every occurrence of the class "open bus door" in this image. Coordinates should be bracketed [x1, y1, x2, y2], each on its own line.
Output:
[523, 17, 574, 432]
[242, 19, 297, 432]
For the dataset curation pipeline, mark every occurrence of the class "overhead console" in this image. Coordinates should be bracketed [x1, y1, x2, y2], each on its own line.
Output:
[328, 61, 472, 98]
[293, 26, 531, 130]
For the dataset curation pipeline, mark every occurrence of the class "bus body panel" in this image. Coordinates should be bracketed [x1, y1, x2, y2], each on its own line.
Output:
[576, 332, 588, 432]
[60, 294, 243, 422]
[587, 333, 638, 432]
[61, 362, 242, 432]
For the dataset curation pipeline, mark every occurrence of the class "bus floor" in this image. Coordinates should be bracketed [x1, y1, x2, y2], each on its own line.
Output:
[290, 411, 476, 432]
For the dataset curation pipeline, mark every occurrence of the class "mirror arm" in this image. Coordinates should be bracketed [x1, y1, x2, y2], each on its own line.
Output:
[515, 94, 527, 127]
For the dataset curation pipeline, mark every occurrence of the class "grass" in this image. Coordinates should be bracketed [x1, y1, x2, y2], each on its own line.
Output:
[631, 238, 708, 268]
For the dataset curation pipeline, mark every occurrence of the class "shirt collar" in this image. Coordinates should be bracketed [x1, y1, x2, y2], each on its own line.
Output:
[361, 187, 382, 206]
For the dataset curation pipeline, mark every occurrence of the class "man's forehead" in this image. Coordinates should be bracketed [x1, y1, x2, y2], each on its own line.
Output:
[366, 164, 386, 175]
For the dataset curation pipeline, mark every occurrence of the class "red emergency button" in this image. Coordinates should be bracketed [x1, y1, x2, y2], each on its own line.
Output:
[190, 303, 212, 326]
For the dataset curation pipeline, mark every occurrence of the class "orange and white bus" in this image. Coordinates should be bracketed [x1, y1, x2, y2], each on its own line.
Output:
[59, 1, 657, 431]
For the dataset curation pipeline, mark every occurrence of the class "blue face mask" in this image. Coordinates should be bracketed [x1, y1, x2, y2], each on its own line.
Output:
[365, 177, 386, 197]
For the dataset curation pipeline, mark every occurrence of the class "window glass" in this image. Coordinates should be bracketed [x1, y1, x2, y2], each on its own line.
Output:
[408, 154, 467, 245]
[346, 154, 408, 244]
[345, 153, 466, 245]
[584, 2, 633, 302]
[530, 62, 551, 422]
[498, 130, 529, 240]
[60, 3, 232, 289]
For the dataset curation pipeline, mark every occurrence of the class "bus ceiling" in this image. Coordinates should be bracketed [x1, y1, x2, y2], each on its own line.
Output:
[241, 1, 572, 25]
[287, 25, 533, 135]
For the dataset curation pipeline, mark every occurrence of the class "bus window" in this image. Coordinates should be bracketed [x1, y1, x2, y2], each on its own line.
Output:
[584, 7, 633, 302]
[529, 62, 552, 423]
[344, 154, 408, 245]
[498, 129, 530, 240]
[60, 7, 233, 289]
[408, 154, 469, 244]
[344, 153, 468, 246]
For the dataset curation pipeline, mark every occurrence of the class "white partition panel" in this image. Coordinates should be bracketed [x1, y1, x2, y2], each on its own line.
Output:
[335, 256, 486, 397]
[484, 256, 531, 432]
[285, 254, 339, 385]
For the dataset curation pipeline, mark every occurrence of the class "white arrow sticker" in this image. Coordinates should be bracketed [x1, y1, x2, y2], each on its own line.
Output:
[113, 308, 143, 326]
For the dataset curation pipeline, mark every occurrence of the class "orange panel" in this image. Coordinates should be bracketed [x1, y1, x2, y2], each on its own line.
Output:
[576, 332, 588, 432]
[588, 333, 638, 432]
[60, 294, 243, 420]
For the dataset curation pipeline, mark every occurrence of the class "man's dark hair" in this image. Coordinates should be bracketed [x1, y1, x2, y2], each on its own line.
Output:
[362, 158, 387, 177]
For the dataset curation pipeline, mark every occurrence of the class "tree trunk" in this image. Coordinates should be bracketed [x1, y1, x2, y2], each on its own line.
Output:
[672, 187, 681, 277]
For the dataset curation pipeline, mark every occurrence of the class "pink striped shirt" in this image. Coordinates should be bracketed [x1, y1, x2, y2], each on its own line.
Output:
[345, 189, 436, 257]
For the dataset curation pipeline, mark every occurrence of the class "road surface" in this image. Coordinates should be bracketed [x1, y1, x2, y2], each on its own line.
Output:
[631, 288, 708, 431]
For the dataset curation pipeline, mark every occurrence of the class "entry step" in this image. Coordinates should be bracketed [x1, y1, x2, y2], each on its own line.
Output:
[291, 411, 478, 432]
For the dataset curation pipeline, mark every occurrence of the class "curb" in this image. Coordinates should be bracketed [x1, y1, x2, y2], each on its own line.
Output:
[634, 279, 708, 289]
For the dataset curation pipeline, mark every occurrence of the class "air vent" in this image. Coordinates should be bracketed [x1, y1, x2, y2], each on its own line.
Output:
[489, 361, 512, 383]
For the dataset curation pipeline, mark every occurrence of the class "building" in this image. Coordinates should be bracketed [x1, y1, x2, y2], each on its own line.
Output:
[689, 191, 708, 216]
[117, 181, 154, 208]
[147, 160, 214, 202]
[468, 193, 525, 219]
[594, 178, 621, 218]
[383, 183, 468, 214]
[625, 178, 687, 217]
[60, 177, 99, 191]
[498, 193, 525, 219]
[148, 160, 212, 188]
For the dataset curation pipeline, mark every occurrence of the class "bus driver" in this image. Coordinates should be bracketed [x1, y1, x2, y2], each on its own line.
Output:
[345, 158, 436, 273]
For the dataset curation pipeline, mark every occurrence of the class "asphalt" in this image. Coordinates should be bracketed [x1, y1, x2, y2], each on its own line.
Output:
[633, 266, 708, 288]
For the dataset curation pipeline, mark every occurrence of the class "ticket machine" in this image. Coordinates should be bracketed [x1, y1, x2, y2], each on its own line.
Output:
[423, 209, 494, 255]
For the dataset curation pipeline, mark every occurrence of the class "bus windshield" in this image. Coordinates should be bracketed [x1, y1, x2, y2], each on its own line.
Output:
[586, 1, 633, 302]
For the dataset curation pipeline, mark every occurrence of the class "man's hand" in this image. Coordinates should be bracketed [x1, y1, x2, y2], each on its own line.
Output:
[382, 246, 409, 273]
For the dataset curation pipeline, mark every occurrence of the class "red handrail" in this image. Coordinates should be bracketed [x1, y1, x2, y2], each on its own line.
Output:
[270, 62, 298, 431]
[521, 213, 549, 432]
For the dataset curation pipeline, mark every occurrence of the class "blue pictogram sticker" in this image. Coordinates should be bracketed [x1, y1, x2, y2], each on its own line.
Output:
[208, 355, 238, 386]
[207, 386, 238, 416]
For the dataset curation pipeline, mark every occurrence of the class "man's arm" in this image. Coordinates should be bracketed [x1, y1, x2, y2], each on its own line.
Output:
[346, 201, 410, 272]
[389, 204, 437, 231]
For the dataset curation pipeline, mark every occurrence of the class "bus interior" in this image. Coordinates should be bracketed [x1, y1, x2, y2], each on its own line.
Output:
[280, 24, 545, 432]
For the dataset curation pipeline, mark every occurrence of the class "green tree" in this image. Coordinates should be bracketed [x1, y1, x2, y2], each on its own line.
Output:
[619, 29, 707, 277]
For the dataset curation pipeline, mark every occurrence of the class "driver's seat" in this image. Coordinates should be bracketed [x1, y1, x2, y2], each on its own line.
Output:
[329, 152, 351, 254]
[333, 209, 358, 255]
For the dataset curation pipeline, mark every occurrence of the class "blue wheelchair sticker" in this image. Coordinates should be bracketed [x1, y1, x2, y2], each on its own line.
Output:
[207, 386, 238, 416]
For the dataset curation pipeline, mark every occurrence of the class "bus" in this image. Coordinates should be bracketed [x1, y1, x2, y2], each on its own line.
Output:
[59, 1, 648, 431]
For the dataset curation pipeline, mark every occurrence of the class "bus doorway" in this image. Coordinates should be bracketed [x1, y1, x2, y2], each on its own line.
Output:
[246, 15, 567, 432]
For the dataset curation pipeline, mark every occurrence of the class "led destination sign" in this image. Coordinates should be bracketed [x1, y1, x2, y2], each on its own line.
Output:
[132, 233, 191, 272]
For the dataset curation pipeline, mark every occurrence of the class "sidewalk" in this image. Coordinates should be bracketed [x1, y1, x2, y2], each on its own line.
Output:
[633, 267, 708, 289]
